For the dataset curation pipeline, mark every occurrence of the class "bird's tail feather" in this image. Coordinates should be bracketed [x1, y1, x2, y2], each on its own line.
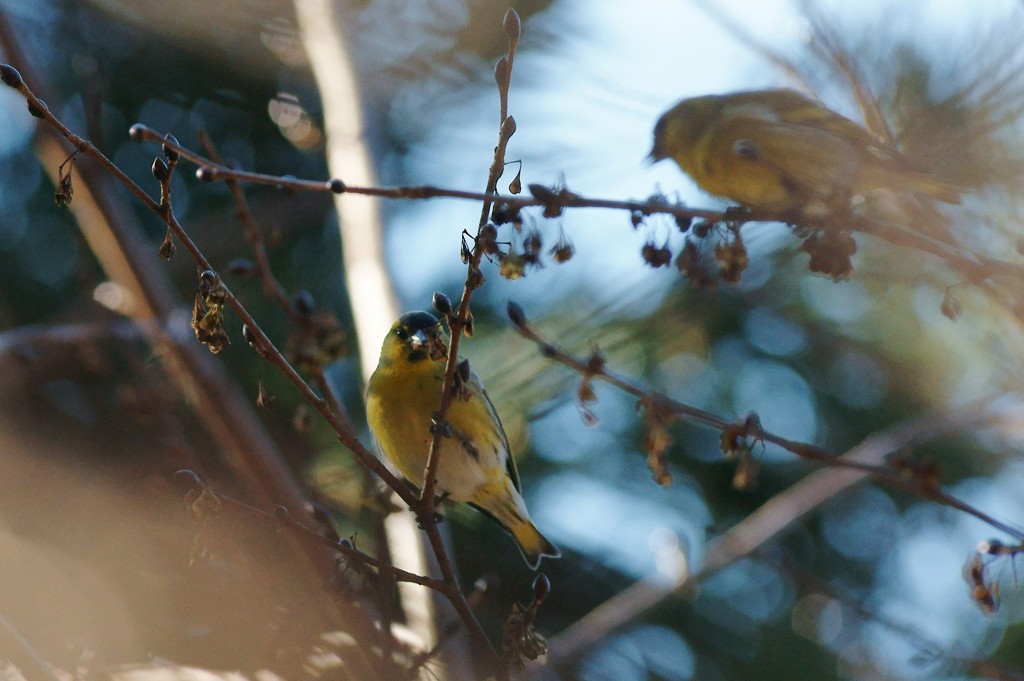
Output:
[470, 489, 560, 570]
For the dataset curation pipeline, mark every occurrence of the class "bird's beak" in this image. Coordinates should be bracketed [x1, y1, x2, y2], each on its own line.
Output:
[644, 144, 664, 167]
[410, 327, 448, 361]
[410, 329, 430, 351]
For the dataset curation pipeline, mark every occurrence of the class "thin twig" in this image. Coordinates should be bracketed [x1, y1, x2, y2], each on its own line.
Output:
[540, 406, 1002, 667]
[197, 130, 298, 317]
[126, 122, 1024, 292]
[507, 303, 1024, 542]
[0, 63, 524, 660]
[0, 28, 398, 673]
[412, 14, 525, 674]
[139, 115, 420, 508]
[177, 470, 452, 592]
[198, 131, 356, 432]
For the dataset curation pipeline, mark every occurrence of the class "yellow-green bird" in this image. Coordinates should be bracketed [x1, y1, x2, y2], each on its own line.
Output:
[366, 311, 560, 569]
[649, 89, 961, 219]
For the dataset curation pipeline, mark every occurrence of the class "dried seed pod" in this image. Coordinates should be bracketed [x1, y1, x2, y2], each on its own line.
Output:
[478, 223, 500, 255]
[158, 231, 176, 260]
[549, 227, 574, 263]
[256, 379, 275, 410]
[675, 214, 693, 232]
[508, 166, 522, 195]
[491, 203, 521, 226]
[641, 241, 672, 268]
[53, 166, 74, 207]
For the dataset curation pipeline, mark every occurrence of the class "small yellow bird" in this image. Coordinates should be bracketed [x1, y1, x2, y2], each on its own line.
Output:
[366, 311, 560, 569]
[649, 89, 961, 219]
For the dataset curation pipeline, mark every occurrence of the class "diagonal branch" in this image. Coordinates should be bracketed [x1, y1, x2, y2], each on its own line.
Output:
[128, 121, 1024, 293]
[507, 302, 1024, 542]
[0, 21, 388, 676]
[411, 13, 525, 675]
[541, 406, 998, 667]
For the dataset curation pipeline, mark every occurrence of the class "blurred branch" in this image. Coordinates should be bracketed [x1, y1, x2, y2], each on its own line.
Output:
[0, 611, 62, 681]
[539, 406, 1000, 668]
[775, 552, 1024, 681]
[0, 320, 143, 360]
[0, 60, 426, 501]
[417, 16, 518, 555]
[128, 124, 728, 222]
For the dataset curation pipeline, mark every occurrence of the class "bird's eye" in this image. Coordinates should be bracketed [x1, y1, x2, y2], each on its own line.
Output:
[395, 327, 409, 341]
[733, 138, 760, 160]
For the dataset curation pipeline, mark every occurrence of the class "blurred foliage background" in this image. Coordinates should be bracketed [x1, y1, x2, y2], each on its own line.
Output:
[2, 0, 1024, 680]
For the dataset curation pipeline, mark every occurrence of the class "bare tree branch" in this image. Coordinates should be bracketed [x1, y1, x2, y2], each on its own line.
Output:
[540, 406, 994, 668]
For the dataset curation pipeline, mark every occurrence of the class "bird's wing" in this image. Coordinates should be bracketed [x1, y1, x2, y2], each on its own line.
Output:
[754, 90, 879, 144]
[713, 115, 861, 200]
[467, 370, 521, 493]
[727, 92, 961, 198]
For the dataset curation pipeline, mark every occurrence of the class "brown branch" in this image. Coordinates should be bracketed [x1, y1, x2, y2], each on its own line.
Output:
[410, 13, 526, 674]
[126, 121, 1024, 293]
[0, 59, 522, 663]
[0, 320, 143, 359]
[126, 122, 731, 223]
[0, 44, 360, 558]
[2, 44, 516, 676]
[197, 132, 357, 433]
[540, 407, 1000, 668]
[506, 301, 1024, 542]
[0, 37, 394, 678]
[422, 8, 520, 507]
